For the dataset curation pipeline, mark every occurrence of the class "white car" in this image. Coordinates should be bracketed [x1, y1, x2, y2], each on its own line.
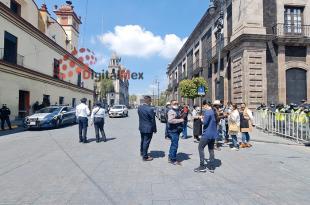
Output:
[109, 105, 128, 118]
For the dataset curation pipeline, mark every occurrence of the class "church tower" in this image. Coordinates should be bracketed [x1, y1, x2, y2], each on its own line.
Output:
[54, 1, 82, 50]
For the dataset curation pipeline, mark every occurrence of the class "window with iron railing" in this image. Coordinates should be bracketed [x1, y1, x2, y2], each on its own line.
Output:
[53, 59, 60, 79]
[284, 6, 303, 34]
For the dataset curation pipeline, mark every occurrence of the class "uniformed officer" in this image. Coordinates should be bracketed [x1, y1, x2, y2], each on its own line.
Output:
[0, 104, 12, 130]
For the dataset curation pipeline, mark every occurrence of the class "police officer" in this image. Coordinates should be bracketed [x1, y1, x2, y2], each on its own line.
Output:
[0, 104, 12, 130]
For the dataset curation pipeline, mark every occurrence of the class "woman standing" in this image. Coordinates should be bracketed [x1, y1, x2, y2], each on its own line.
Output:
[228, 104, 240, 150]
[91, 102, 107, 143]
[239, 103, 254, 148]
[192, 105, 202, 142]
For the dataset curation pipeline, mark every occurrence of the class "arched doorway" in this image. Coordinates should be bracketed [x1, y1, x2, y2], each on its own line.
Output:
[286, 68, 307, 104]
[215, 76, 224, 100]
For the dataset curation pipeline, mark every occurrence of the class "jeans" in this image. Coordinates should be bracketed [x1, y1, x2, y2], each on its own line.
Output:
[182, 121, 188, 138]
[140, 133, 153, 159]
[78, 117, 88, 142]
[242, 132, 250, 144]
[198, 138, 215, 166]
[231, 135, 239, 148]
[165, 123, 170, 138]
[217, 119, 226, 141]
[1, 117, 11, 130]
[94, 118, 106, 141]
[168, 132, 180, 162]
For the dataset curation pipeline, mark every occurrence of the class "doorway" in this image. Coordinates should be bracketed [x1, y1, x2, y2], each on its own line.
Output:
[18, 90, 30, 118]
[286, 68, 307, 104]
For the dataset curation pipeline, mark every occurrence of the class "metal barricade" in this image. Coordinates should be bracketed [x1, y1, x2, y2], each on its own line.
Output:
[254, 110, 310, 143]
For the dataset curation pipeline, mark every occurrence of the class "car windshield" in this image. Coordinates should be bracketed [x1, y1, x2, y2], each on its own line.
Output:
[36, 107, 61, 114]
[112, 106, 123, 109]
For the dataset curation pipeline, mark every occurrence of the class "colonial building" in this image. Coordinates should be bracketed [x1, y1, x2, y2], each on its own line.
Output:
[0, 0, 95, 120]
[167, 0, 310, 109]
[105, 52, 129, 106]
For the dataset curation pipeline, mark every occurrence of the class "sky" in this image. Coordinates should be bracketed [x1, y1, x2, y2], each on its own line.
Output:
[35, 0, 209, 96]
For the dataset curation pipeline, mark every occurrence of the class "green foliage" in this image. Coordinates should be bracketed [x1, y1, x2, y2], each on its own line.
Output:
[100, 78, 114, 99]
[179, 77, 208, 99]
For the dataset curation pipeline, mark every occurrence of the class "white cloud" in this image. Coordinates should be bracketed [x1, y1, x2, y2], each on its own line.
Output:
[98, 25, 187, 59]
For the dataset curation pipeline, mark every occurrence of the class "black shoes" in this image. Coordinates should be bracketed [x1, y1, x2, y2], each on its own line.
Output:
[194, 165, 207, 173]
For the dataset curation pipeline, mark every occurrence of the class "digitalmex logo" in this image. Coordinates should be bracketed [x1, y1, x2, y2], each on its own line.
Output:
[58, 47, 97, 80]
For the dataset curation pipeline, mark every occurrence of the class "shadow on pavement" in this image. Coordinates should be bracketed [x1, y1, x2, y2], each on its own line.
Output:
[205, 158, 222, 172]
[177, 152, 192, 162]
[87, 137, 116, 143]
[149, 150, 165, 158]
[0, 127, 26, 137]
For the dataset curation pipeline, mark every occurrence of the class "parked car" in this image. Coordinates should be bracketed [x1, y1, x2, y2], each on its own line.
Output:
[109, 105, 128, 118]
[24, 106, 76, 129]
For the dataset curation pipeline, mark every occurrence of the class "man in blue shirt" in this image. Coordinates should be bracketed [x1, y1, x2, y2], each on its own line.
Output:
[138, 96, 157, 161]
[194, 100, 218, 172]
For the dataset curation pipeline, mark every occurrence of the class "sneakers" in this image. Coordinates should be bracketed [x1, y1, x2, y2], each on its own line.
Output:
[143, 156, 153, 161]
[194, 165, 207, 172]
[231, 147, 239, 151]
[168, 158, 182, 165]
[240, 143, 247, 148]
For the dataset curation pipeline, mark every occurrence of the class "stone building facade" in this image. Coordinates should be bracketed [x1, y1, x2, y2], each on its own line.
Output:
[167, 0, 310, 109]
[106, 53, 129, 106]
[0, 0, 95, 120]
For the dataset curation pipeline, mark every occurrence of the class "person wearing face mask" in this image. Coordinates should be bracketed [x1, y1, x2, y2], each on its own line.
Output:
[167, 100, 184, 165]
[192, 105, 202, 142]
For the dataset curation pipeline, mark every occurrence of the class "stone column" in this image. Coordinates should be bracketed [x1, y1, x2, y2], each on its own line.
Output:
[278, 45, 286, 104]
[211, 63, 216, 102]
[223, 56, 229, 104]
[307, 46, 310, 102]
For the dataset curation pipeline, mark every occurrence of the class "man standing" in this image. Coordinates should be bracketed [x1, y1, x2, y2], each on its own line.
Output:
[76, 98, 90, 143]
[194, 101, 218, 173]
[167, 100, 184, 165]
[138, 96, 157, 161]
[0, 104, 12, 130]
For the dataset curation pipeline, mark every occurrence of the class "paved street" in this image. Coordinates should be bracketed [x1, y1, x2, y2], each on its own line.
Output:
[0, 110, 309, 205]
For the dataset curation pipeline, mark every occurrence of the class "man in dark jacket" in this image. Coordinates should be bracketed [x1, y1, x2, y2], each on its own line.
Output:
[0, 104, 12, 130]
[138, 96, 157, 161]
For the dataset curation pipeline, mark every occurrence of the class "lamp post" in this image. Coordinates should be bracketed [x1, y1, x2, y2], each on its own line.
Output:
[207, 0, 224, 100]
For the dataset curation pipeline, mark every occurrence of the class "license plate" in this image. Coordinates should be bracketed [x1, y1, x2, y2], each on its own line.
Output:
[29, 121, 36, 125]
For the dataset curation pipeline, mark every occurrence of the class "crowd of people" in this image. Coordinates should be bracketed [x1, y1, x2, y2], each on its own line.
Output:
[137, 95, 255, 173]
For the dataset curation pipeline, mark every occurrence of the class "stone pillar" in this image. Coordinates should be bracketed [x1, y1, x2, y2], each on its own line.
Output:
[223, 56, 229, 104]
[211, 63, 216, 102]
[278, 45, 286, 104]
[307, 46, 310, 102]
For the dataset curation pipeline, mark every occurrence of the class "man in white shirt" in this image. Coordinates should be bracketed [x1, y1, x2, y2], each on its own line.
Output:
[76, 98, 90, 143]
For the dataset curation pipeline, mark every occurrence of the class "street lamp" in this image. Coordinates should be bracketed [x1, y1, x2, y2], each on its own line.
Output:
[207, 0, 224, 100]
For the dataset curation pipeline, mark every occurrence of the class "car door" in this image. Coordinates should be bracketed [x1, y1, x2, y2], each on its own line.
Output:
[60, 107, 70, 124]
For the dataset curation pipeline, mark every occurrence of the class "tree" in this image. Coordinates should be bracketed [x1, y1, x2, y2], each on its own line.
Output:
[100, 78, 114, 100]
[158, 91, 168, 106]
[179, 77, 208, 100]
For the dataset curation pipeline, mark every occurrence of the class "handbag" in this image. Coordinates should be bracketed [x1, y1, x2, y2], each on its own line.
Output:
[93, 108, 103, 123]
[229, 123, 239, 132]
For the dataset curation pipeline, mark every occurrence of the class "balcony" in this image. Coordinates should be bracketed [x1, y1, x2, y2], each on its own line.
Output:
[273, 23, 310, 38]
[0, 48, 24, 66]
